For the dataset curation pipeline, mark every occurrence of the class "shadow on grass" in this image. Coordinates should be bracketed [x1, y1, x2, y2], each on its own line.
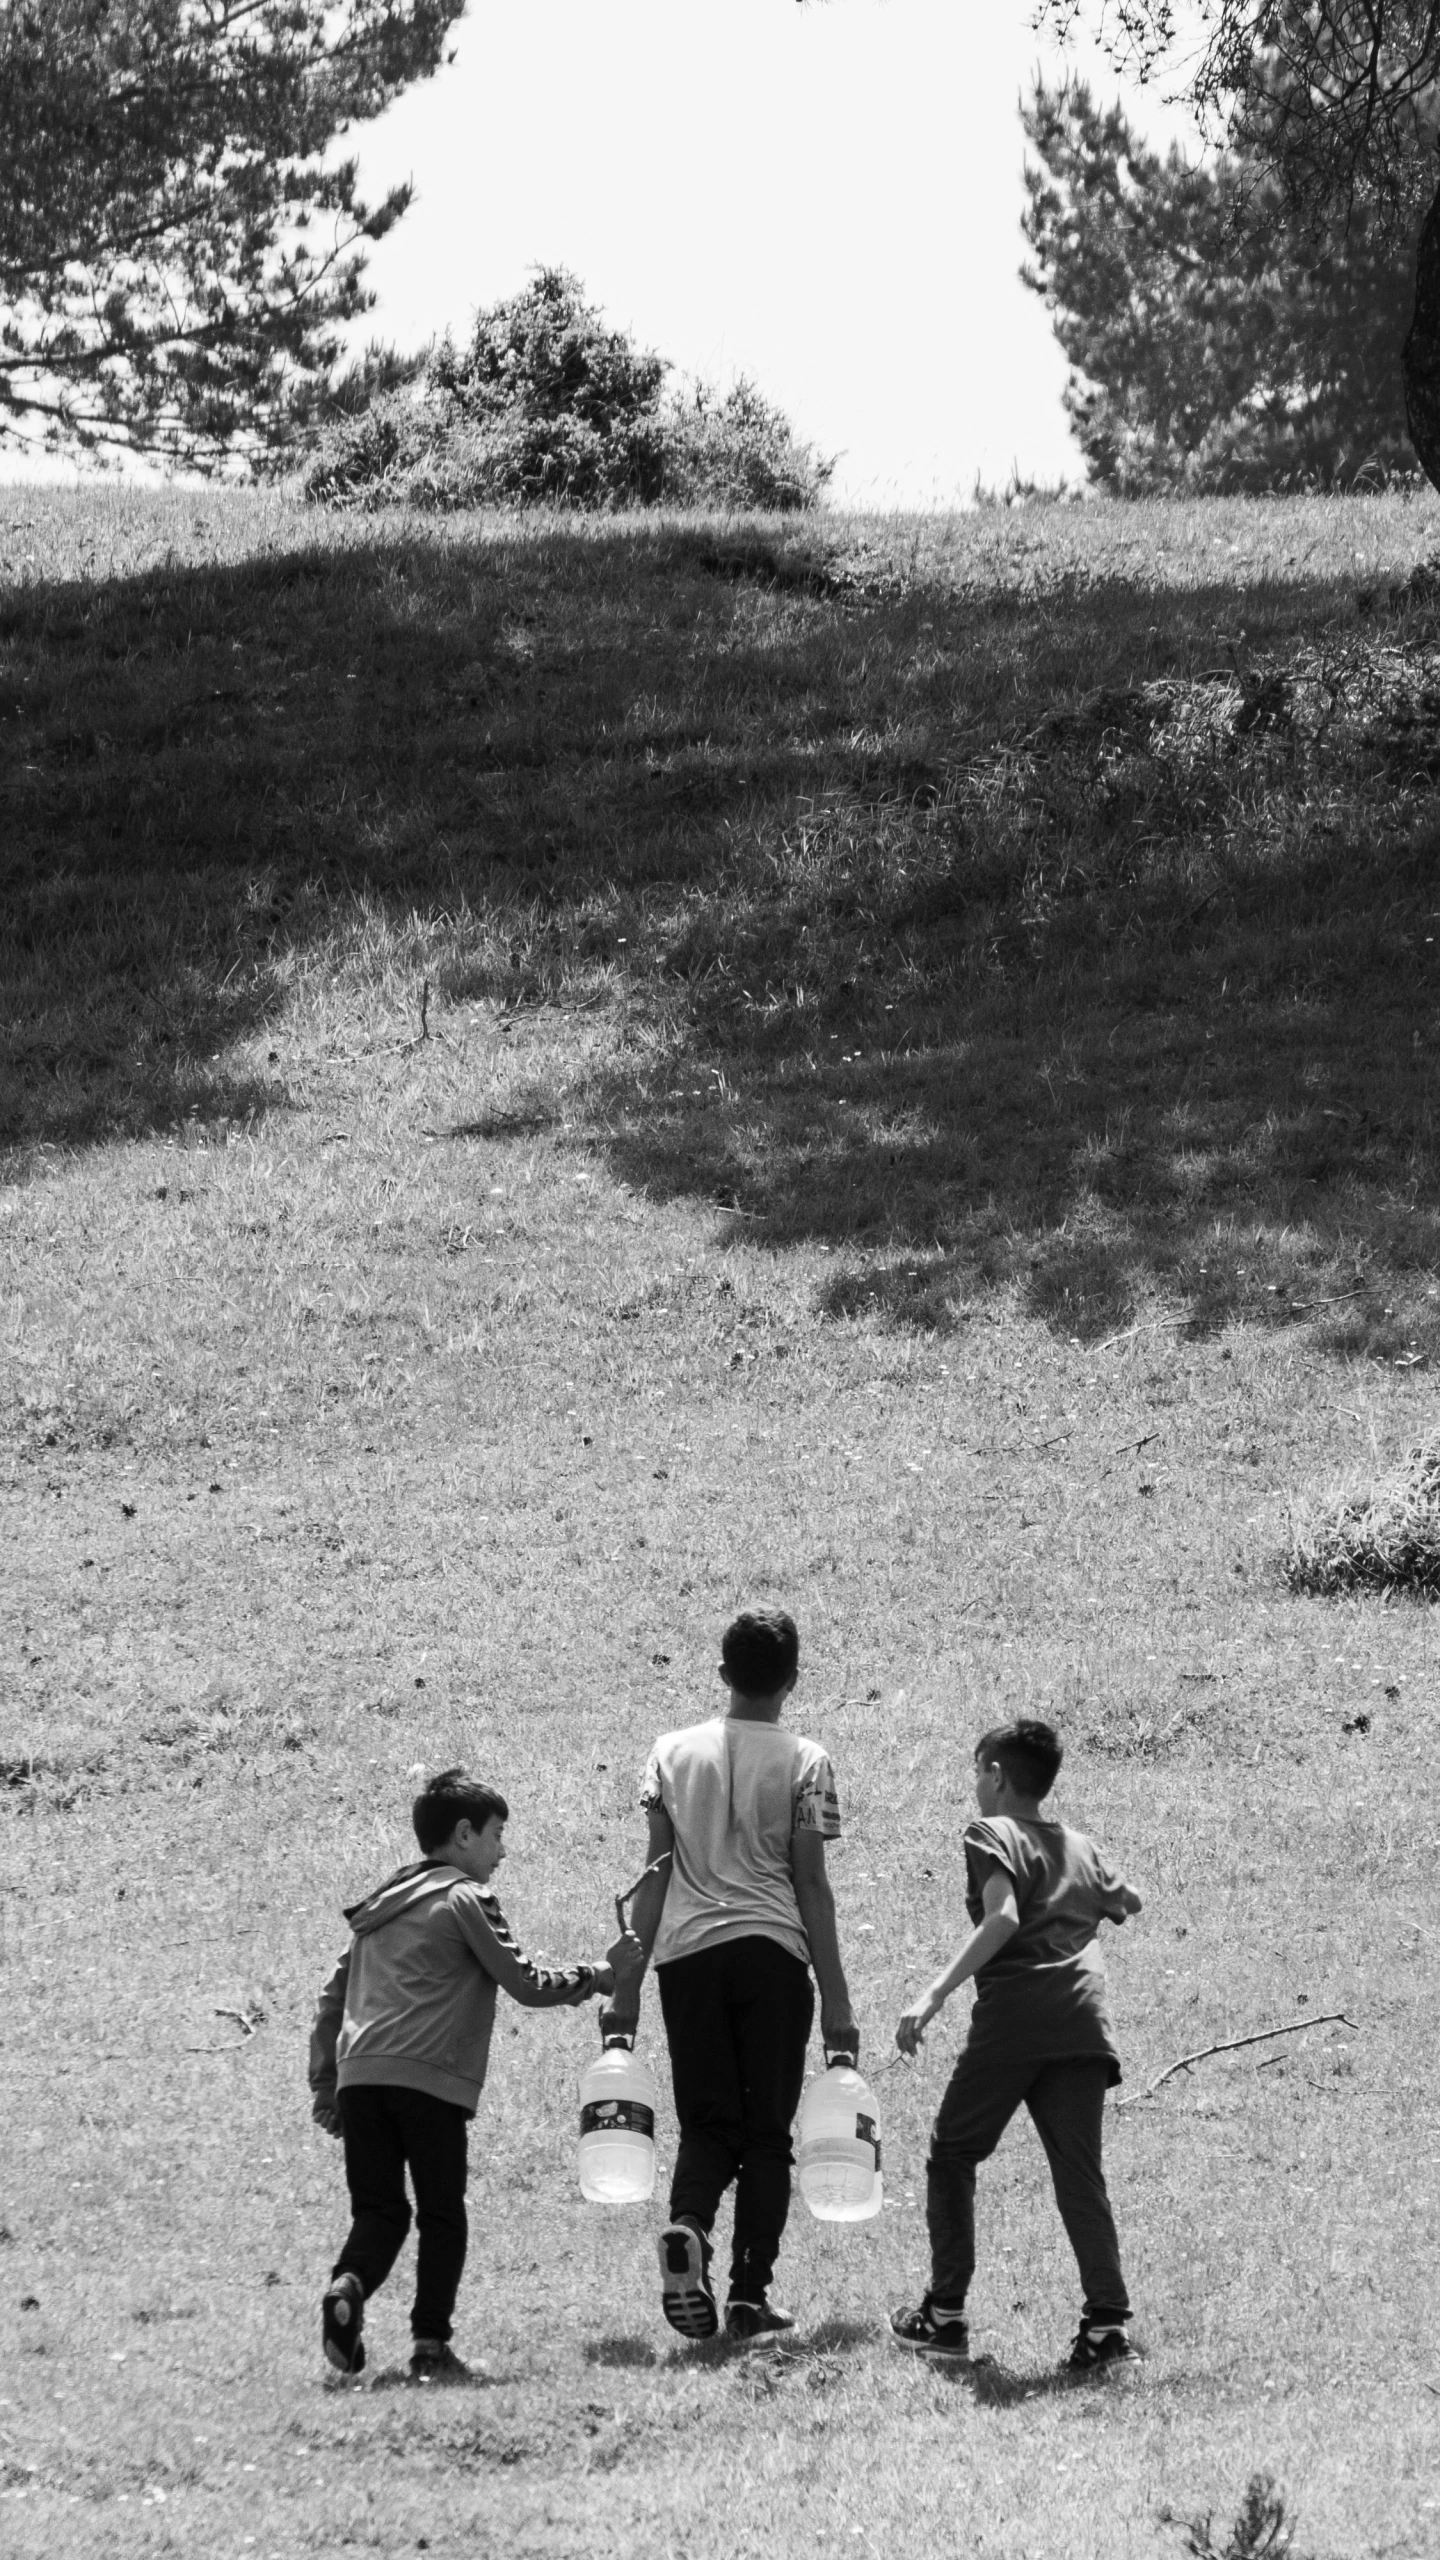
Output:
[584, 2333, 658, 2369]
[3, 503, 1438, 1357]
[962, 2358, 1132, 2407]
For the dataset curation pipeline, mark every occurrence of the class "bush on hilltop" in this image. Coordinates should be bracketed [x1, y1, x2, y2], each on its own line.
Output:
[301, 269, 831, 513]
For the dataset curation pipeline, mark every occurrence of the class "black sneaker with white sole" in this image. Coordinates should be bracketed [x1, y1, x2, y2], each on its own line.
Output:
[322, 2272, 366, 2376]
[889, 2298, 970, 2360]
[657, 2222, 718, 2341]
[725, 2295, 796, 2347]
[1064, 2321, 1142, 2372]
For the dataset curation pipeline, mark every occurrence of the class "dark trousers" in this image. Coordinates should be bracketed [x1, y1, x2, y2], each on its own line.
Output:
[657, 1934, 815, 2301]
[927, 2051, 1129, 2323]
[334, 2084, 470, 2343]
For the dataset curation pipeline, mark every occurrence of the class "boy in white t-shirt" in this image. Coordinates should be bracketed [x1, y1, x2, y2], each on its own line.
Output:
[604, 1610, 858, 2346]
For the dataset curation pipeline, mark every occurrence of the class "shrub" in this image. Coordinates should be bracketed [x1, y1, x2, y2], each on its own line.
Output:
[1170, 2472, 1299, 2560]
[300, 268, 830, 513]
[1285, 1437, 1440, 1598]
[660, 379, 833, 512]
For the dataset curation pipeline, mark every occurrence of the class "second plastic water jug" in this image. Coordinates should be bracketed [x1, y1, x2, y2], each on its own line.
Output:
[578, 2035, 657, 2203]
[796, 2055, 884, 2222]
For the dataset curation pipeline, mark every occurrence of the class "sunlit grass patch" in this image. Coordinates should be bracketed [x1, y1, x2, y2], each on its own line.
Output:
[1285, 1434, 1440, 1596]
[5, 487, 1440, 2559]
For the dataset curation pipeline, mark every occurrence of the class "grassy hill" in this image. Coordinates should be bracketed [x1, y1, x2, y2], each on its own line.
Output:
[3, 486, 1440, 2559]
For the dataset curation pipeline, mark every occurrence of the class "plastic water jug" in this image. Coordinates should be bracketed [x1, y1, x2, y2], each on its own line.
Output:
[578, 2035, 657, 2203]
[796, 2055, 883, 2222]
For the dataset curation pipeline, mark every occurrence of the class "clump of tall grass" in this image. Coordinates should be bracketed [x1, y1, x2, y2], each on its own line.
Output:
[1285, 1435, 1440, 1596]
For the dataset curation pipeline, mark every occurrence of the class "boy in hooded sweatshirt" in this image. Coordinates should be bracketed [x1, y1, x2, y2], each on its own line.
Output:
[309, 1766, 617, 2382]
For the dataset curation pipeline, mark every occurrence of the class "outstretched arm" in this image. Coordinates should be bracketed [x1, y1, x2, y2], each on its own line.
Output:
[895, 1868, 1019, 2057]
[451, 1894, 607, 2008]
[791, 1828, 858, 2058]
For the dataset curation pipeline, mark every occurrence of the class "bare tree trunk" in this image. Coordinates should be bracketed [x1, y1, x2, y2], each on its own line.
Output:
[1403, 172, 1440, 491]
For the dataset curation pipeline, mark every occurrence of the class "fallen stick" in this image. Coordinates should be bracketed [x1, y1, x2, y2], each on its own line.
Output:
[1095, 1316, 1186, 1354]
[1118, 2010, 1357, 2105]
[214, 2005, 261, 2039]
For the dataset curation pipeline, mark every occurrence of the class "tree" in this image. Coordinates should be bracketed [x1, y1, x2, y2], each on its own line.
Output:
[0, 0, 466, 471]
[1021, 78, 1416, 491]
[1035, 2, 1440, 488]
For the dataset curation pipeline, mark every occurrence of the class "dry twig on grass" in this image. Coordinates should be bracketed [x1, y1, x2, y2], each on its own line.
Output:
[1120, 2011, 1356, 2105]
[214, 2004, 264, 2039]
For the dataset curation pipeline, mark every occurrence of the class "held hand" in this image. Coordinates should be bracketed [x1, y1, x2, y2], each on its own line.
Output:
[312, 2100, 343, 2138]
[571, 1964, 613, 2003]
[606, 1929, 645, 1981]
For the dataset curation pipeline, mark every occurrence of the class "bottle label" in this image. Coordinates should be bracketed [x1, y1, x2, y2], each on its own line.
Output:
[580, 2099, 655, 2138]
[856, 2113, 880, 2162]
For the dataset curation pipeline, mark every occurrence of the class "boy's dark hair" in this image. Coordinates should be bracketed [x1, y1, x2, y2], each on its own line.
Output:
[975, 1719, 1063, 1800]
[721, 1608, 799, 1697]
[412, 1767, 510, 1854]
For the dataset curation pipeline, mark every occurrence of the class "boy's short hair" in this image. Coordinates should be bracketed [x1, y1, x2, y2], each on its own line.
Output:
[721, 1608, 799, 1697]
[412, 1767, 510, 1854]
[975, 1719, 1063, 1800]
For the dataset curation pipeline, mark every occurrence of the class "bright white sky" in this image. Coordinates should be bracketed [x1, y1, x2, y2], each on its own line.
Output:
[350, 0, 1176, 508]
[4, 0, 1186, 500]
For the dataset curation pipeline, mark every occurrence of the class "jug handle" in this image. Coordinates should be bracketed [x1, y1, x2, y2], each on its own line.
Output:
[823, 2036, 860, 2069]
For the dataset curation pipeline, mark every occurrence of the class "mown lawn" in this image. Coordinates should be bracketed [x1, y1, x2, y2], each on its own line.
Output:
[3, 485, 1439, 2559]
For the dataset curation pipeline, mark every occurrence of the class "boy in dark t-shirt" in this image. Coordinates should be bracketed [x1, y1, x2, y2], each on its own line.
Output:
[890, 1719, 1143, 2370]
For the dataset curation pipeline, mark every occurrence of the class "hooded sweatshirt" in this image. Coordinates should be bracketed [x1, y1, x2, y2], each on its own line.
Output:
[309, 1859, 596, 2116]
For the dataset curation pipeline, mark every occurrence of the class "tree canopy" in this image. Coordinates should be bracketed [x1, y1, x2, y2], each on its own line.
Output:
[1022, 77, 1416, 491]
[1037, 1, 1439, 232]
[0, 0, 465, 470]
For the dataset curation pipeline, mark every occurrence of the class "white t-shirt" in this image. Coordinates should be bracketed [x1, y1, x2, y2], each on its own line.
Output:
[640, 1715, 841, 1969]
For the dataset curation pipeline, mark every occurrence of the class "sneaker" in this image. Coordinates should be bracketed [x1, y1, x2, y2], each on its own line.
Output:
[321, 2273, 366, 2377]
[889, 2298, 970, 2360]
[725, 2295, 797, 2347]
[657, 2221, 718, 2341]
[408, 2340, 473, 2385]
[1064, 2321, 1142, 2373]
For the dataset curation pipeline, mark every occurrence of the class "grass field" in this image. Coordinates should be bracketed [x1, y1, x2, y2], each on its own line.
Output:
[4, 485, 1440, 2559]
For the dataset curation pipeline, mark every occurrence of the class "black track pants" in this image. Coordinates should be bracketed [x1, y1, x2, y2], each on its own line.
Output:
[657, 1934, 815, 2301]
[333, 2083, 470, 2343]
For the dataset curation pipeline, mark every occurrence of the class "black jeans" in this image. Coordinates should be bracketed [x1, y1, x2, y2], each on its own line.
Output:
[334, 2084, 470, 2343]
[926, 2051, 1129, 2323]
[657, 1934, 815, 2301]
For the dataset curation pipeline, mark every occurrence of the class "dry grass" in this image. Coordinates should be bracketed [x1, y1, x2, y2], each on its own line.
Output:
[3, 487, 1440, 2559]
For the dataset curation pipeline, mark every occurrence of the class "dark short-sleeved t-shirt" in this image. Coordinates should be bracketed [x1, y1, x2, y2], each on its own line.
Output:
[961, 1814, 1131, 2082]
